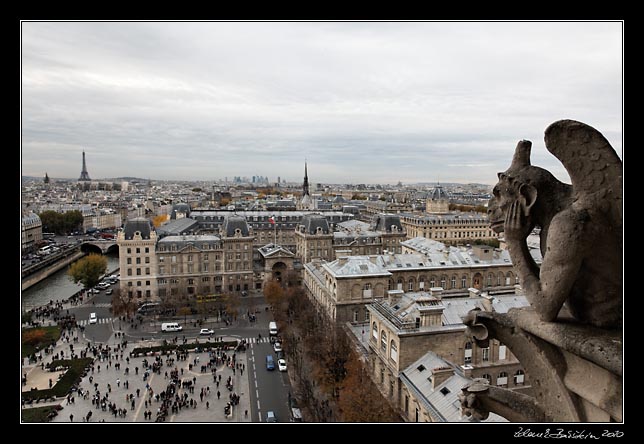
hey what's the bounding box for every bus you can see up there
[43,232,55,239]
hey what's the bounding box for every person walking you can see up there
[69,414,73,422]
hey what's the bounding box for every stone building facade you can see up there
[399,212,498,245]
[303,239,539,324]
[21,212,43,252]
[364,289,530,421]
[117,218,159,301]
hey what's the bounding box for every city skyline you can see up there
[21,21,622,185]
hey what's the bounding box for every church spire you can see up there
[303,160,310,196]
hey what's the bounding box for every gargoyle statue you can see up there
[487,119,622,329]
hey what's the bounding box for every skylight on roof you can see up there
[417,365,426,372]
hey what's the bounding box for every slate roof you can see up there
[123,218,152,240]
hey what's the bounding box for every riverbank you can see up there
[22,251,86,292]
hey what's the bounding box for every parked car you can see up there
[278,359,287,372]
[199,328,214,335]
[273,342,283,353]
[266,411,277,423]
[105,289,113,295]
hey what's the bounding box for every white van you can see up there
[161,322,183,332]
[89,313,97,324]
[269,321,278,336]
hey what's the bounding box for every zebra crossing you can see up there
[92,303,112,308]
[243,337,271,344]
[77,317,115,326]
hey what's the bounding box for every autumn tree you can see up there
[22,329,46,345]
[152,214,169,228]
[264,280,284,309]
[68,253,107,289]
[111,287,137,316]
[177,306,192,324]
[338,351,401,422]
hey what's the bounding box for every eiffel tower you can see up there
[78,151,91,181]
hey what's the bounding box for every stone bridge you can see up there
[80,240,118,255]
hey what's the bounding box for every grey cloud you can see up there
[21,21,622,184]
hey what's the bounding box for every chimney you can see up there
[468,287,481,299]
[480,293,494,312]
[338,256,348,265]
[431,366,454,389]
[429,287,443,299]
[387,289,404,305]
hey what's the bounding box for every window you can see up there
[487,273,493,286]
[397,278,403,290]
[145,247,149,254]
[497,372,508,386]
[464,342,473,363]
[188,279,194,285]
[514,370,525,385]
[171,256,177,263]
[136,248,140,254]
[127,248,131,254]
[353,310,359,322]
[127,258,132,265]
[440,277,446,288]
[390,341,398,362]
[136,257,141,265]
[137,281,141,287]
[419,277,425,289]
[408,280,414,291]
[462,275,467,288]
[145,257,150,264]
[127,282,132,287]
[482,347,490,362]
[450,275,456,289]
[159,256,164,263]
[430,277,435,288]
[506,272,512,285]
[481,373,491,383]
[380,330,387,353]
[145,267,150,275]
[372,323,378,340]
[146,281,150,286]
[499,344,507,360]
[127,269,132,276]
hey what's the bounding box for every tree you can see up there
[337,351,400,422]
[264,280,284,309]
[67,254,108,290]
[177,306,192,324]
[152,214,169,228]
[22,329,46,346]
[111,287,137,316]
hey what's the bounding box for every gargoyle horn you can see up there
[510,140,532,171]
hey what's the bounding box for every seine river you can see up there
[21,253,119,311]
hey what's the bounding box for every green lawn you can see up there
[22,325,62,358]
[21,405,60,423]
[22,357,93,402]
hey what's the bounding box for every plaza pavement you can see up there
[22,330,252,423]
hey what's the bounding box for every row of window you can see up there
[386,273,517,291]
[126,247,150,254]
[479,370,525,386]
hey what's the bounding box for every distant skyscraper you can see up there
[78,151,91,181]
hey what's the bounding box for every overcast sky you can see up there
[21,21,622,185]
